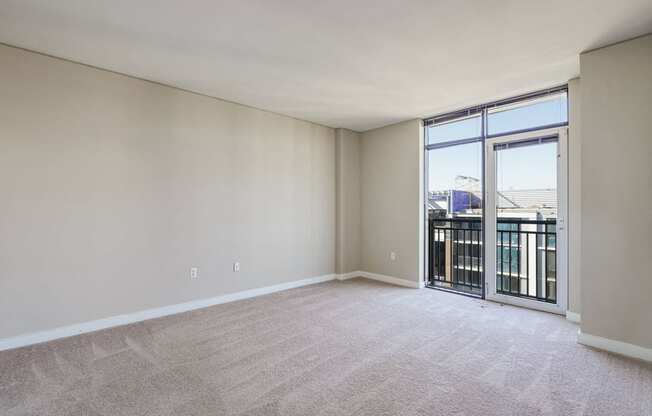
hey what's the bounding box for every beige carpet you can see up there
[1,278,651,416]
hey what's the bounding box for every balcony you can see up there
[427,217,557,302]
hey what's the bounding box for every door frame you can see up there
[484,126,568,315]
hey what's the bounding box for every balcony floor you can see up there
[1,277,651,415]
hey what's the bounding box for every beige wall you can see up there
[579,34,652,349]
[567,78,582,315]
[7,32,645,348]
[360,120,424,283]
[0,45,335,339]
[335,129,362,274]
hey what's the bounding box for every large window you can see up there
[424,86,568,148]
[487,92,567,136]
[426,113,482,145]
[425,85,568,299]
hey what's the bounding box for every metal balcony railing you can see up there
[427,217,557,302]
[428,217,483,295]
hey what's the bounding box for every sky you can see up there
[428,93,565,192]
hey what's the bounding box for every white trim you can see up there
[484,127,568,315]
[0,273,336,352]
[578,330,652,363]
[359,271,422,289]
[336,271,364,281]
[418,119,426,291]
[565,311,581,323]
[487,294,565,315]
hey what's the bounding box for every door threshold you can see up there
[425,284,483,299]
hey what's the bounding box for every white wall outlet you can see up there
[190,267,199,279]
[390,252,397,261]
[233,262,240,272]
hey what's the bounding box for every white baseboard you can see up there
[0,273,336,352]
[358,271,422,289]
[578,330,652,363]
[0,270,423,352]
[336,271,364,281]
[565,311,581,323]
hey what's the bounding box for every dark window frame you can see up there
[424,85,569,150]
[423,85,569,298]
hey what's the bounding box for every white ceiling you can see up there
[1,1,651,132]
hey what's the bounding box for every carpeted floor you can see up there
[1,278,651,416]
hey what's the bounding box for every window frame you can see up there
[423,85,569,298]
[424,85,569,150]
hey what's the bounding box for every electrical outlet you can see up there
[190,267,199,279]
[233,262,240,272]
[390,252,397,261]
